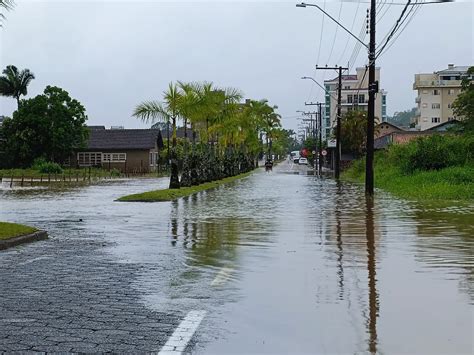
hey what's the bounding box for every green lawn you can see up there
[343,158,474,201]
[118,171,255,202]
[0,222,37,240]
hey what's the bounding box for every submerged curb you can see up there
[0,230,48,251]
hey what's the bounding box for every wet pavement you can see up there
[0,166,473,354]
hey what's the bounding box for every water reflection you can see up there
[332,183,379,354]
[365,197,379,354]
[335,182,344,300]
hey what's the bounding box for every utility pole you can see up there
[316,66,348,179]
[366,0,377,196]
[318,102,323,175]
[305,101,324,176]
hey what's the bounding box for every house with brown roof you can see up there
[374,120,462,150]
[74,127,163,172]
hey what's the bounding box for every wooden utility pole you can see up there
[316,66,348,179]
[365,0,377,195]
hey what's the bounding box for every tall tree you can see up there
[0,65,35,108]
[133,82,183,189]
[453,66,474,133]
[1,86,88,167]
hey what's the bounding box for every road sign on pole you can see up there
[321,150,327,156]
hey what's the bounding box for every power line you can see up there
[326,1,344,65]
[376,0,413,57]
[336,0,362,65]
[377,0,423,57]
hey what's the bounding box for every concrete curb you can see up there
[0,230,48,251]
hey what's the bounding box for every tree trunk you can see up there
[169,116,180,189]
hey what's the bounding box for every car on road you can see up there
[298,157,308,165]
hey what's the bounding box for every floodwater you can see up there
[0,166,473,354]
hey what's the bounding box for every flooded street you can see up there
[0,167,473,354]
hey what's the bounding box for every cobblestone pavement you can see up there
[0,230,183,353]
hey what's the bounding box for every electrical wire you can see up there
[376,0,413,57]
[336,0,362,65]
[326,1,344,65]
[377,0,422,58]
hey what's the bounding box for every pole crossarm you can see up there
[296,2,369,49]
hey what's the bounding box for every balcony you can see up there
[413,79,462,89]
[415,97,421,103]
[340,99,369,105]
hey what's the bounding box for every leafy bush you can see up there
[31,158,63,174]
[386,134,474,173]
[110,168,121,177]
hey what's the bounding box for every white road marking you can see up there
[158,310,207,354]
[210,267,233,286]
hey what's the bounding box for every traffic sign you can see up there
[321,150,327,156]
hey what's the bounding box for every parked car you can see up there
[298,157,308,165]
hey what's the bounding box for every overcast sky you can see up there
[0,0,472,131]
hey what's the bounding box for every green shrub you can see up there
[385,134,474,174]
[110,168,121,177]
[31,158,63,174]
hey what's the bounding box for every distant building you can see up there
[413,64,469,131]
[324,67,387,142]
[74,127,163,172]
[374,120,462,150]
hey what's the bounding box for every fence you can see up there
[0,168,162,189]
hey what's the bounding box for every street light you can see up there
[301,76,338,101]
[298,0,456,195]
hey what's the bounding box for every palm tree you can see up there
[0,1,14,26]
[0,65,35,108]
[133,82,182,189]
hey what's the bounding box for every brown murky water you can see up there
[1,168,472,354]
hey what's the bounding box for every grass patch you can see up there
[343,152,474,201]
[118,171,255,202]
[0,222,37,240]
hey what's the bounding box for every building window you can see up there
[433,89,440,95]
[447,103,452,109]
[448,89,455,95]
[448,117,454,121]
[102,153,126,163]
[77,152,102,166]
[344,86,350,89]
[149,152,158,166]
[359,94,365,103]
[347,94,353,103]
[432,103,440,109]
[382,95,386,105]
[422,103,428,108]
[422,90,428,94]
[431,117,440,123]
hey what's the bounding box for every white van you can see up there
[290,151,300,163]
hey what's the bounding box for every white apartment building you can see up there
[323,67,387,141]
[413,64,469,131]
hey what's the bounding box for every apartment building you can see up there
[413,64,468,131]
[323,67,387,141]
